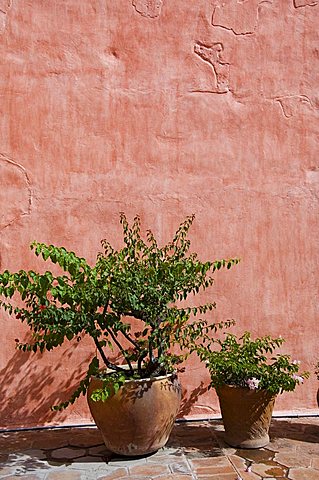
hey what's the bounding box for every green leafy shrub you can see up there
[197,331,309,395]
[0,213,239,409]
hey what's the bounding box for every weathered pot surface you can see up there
[87,371,182,456]
[216,384,276,449]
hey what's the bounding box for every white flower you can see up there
[292,374,304,384]
[292,360,301,365]
[246,377,260,390]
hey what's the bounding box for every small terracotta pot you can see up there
[216,385,276,449]
[87,372,181,456]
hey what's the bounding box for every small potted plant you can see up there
[197,331,309,449]
[0,213,239,455]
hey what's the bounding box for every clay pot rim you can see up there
[216,384,277,397]
[91,368,178,385]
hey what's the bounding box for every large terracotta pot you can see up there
[216,385,276,449]
[87,372,181,456]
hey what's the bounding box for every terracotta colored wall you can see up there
[0,0,318,429]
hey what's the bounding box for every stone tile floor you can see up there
[0,417,318,479]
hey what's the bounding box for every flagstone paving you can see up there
[0,417,318,479]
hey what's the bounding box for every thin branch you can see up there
[148,337,154,363]
[106,326,134,375]
[137,351,147,376]
[102,300,109,317]
[120,328,140,349]
[120,309,147,322]
[145,334,159,376]
[93,337,124,373]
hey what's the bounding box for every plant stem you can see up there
[102,301,109,317]
[121,329,140,349]
[145,336,159,376]
[93,337,124,372]
[137,351,147,376]
[106,326,134,375]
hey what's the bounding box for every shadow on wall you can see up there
[0,337,93,430]
[179,381,208,418]
[0,335,211,429]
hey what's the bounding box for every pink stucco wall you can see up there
[0,0,318,429]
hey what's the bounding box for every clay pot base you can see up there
[224,433,270,449]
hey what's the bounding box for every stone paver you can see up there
[128,463,170,476]
[236,448,275,463]
[228,454,246,469]
[45,472,83,479]
[50,447,86,459]
[3,476,46,480]
[274,451,313,468]
[0,417,318,479]
[190,456,234,476]
[190,457,230,468]
[289,467,319,480]
[236,471,261,480]
[147,454,184,464]
[108,457,148,467]
[169,461,192,474]
[251,462,288,477]
[196,465,235,475]
[97,468,128,479]
[89,445,111,457]
[154,476,194,480]
[0,466,16,477]
[196,474,236,479]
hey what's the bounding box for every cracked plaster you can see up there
[132,0,163,18]
[0,0,12,34]
[275,95,317,118]
[0,153,32,230]
[294,0,318,7]
[211,0,272,35]
[193,42,230,94]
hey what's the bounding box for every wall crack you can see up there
[211,0,272,36]
[293,0,318,8]
[193,42,230,94]
[132,0,164,18]
[0,153,33,230]
[274,95,317,118]
[0,0,13,34]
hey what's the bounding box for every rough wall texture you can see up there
[0,0,318,428]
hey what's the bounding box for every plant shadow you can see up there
[2,418,318,476]
[0,335,94,429]
[178,381,208,417]
[167,421,225,457]
[0,427,109,475]
[269,417,319,445]
[0,422,226,476]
